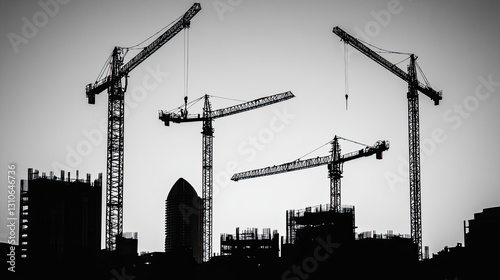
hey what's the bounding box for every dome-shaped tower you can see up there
[165,178,202,263]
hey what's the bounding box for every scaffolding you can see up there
[220,227,279,261]
[356,230,411,240]
[285,204,355,245]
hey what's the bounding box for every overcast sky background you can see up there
[1,0,499,256]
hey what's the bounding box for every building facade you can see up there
[165,178,202,263]
[220,227,279,262]
[19,168,102,271]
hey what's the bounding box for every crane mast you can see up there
[329,136,342,212]
[201,95,214,263]
[105,46,125,252]
[231,136,389,212]
[159,91,294,262]
[407,54,422,260]
[85,3,201,251]
[332,26,442,260]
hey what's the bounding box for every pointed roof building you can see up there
[165,178,202,263]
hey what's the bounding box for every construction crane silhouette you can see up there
[159,91,295,262]
[84,3,202,251]
[332,26,442,260]
[231,136,390,213]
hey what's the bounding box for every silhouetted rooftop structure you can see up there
[117,232,138,258]
[419,206,500,279]
[18,168,102,277]
[465,206,500,251]
[220,227,279,263]
[284,204,355,246]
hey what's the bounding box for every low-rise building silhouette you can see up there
[281,204,355,259]
[220,227,279,262]
[117,232,138,258]
[421,206,500,279]
[465,206,500,253]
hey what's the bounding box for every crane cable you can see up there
[181,26,190,118]
[95,52,112,84]
[415,61,431,87]
[209,95,248,103]
[124,15,182,50]
[166,95,204,113]
[336,136,369,147]
[184,26,190,100]
[357,38,411,56]
[344,42,349,110]
[296,139,333,161]
[295,135,369,161]
[93,14,182,85]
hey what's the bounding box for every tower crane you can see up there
[159,91,295,262]
[332,26,443,260]
[231,136,390,213]
[84,3,202,251]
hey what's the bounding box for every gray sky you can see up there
[1,0,499,256]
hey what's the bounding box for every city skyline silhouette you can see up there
[1,1,499,278]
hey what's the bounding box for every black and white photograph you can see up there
[1,0,499,279]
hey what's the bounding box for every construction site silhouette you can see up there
[2,3,499,280]
[3,171,499,279]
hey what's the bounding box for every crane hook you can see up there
[181,96,188,118]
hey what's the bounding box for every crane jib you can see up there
[332,26,442,105]
[231,140,389,182]
[85,3,202,102]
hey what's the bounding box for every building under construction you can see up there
[284,204,355,246]
[280,203,419,279]
[220,227,279,262]
[280,203,355,269]
[19,168,102,273]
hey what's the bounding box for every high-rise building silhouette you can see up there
[19,168,102,272]
[165,178,202,263]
